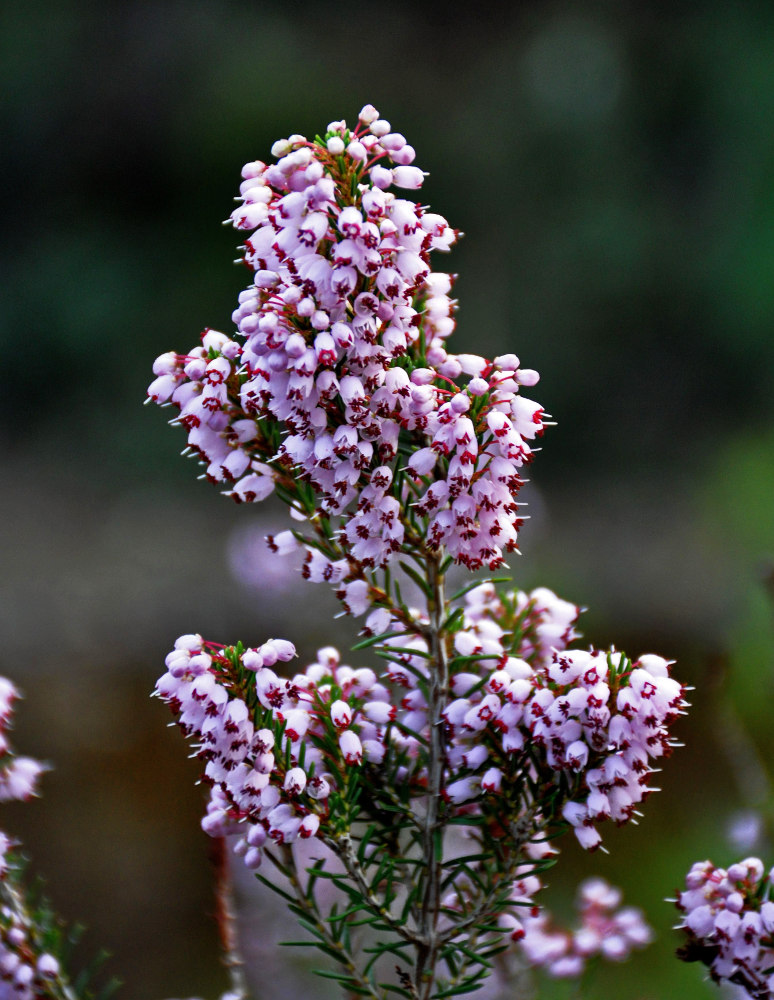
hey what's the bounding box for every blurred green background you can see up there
[3,1,774,997]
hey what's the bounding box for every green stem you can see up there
[325,833,418,944]
[271,846,387,1000]
[415,553,449,1000]
[437,807,537,947]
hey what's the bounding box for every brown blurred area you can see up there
[4,1,774,996]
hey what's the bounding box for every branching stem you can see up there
[437,808,537,946]
[269,846,387,1000]
[325,833,418,943]
[414,553,449,1000]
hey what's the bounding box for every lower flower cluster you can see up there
[0,680,62,1000]
[156,636,394,868]
[0,903,60,1000]
[442,584,687,851]
[518,877,652,977]
[676,857,774,998]
[156,583,686,882]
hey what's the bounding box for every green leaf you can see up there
[449,652,508,667]
[309,942,352,965]
[439,554,455,574]
[466,921,503,934]
[363,942,412,979]
[377,655,431,685]
[313,969,360,983]
[72,950,113,997]
[391,718,430,747]
[393,580,407,613]
[338,984,375,997]
[352,630,410,651]
[433,975,490,998]
[449,577,512,602]
[378,645,432,660]
[441,607,466,633]
[477,943,510,960]
[304,865,346,880]
[327,903,369,924]
[400,881,422,924]
[368,853,394,892]
[398,560,433,599]
[254,873,296,904]
[442,852,492,867]
[346,770,362,801]
[331,876,369,903]
[357,824,379,862]
[452,862,486,893]
[294,915,328,941]
[96,977,123,1000]
[363,939,414,958]
[445,813,488,827]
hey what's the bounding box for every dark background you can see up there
[3,2,774,997]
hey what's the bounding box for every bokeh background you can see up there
[3,1,774,997]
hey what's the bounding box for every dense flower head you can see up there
[148,105,546,616]
[155,582,685,874]
[156,632,398,870]
[675,858,774,997]
[441,583,687,851]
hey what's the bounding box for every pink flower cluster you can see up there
[445,848,651,974]
[148,104,686,995]
[441,583,687,851]
[676,857,774,997]
[156,581,685,875]
[0,905,60,1000]
[156,634,402,869]
[0,680,45,809]
[0,678,59,1000]
[148,105,545,606]
[517,877,652,977]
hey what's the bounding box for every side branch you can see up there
[269,845,387,1000]
[437,807,539,946]
[325,833,419,943]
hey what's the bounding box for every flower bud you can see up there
[358,104,379,124]
[392,166,426,189]
[339,730,362,765]
[346,140,367,162]
[284,767,307,795]
[331,700,353,728]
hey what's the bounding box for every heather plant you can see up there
[0,682,116,1000]
[3,97,772,1000]
[672,686,774,996]
[146,105,686,1000]
[674,857,774,998]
